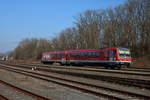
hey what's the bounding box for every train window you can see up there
[104,51,108,57]
[86,52,88,56]
[73,53,77,57]
[82,52,87,57]
[59,54,61,58]
[71,53,74,57]
[90,52,96,57]
[70,53,72,57]
[113,50,116,57]
[59,54,61,57]
[90,52,95,57]
[79,52,82,57]
[57,54,59,58]
[109,51,112,57]
[80,52,84,57]
[73,53,76,57]
[62,54,65,58]
[70,53,74,57]
[95,51,100,57]
[60,54,64,58]
[87,52,91,57]
[76,52,79,57]
[52,54,55,58]
[50,54,53,58]
[54,54,56,57]
[79,52,84,57]
[109,50,116,57]
[100,51,104,57]
[51,54,54,57]
[55,54,57,57]
[70,52,80,57]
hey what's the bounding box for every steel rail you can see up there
[0,78,52,100]
[0,64,150,100]
[10,62,150,77]
[2,62,150,89]
[0,94,9,100]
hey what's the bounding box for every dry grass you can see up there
[131,58,150,68]
[7,59,40,64]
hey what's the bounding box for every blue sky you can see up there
[0,0,126,53]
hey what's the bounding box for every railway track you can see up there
[0,94,9,100]
[0,78,51,100]
[16,62,150,74]
[4,61,150,73]
[1,62,150,89]
[123,67,150,72]
[4,62,150,77]
[0,63,150,100]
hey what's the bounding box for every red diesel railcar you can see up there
[41,47,132,69]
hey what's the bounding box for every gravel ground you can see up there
[32,68,150,99]
[45,67,150,81]
[0,68,102,100]
[0,82,35,100]
[1,64,150,100]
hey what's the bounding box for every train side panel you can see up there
[41,48,132,69]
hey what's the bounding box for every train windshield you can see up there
[118,48,131,58]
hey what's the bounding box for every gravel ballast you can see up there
[0,82,35,100]
[0,68,101,100]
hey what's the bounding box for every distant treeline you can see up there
[10,0,150,60]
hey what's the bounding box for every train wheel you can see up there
[111,66,115,69]
[105,66,109,69]
[116,65,121,70]
[42,61,47,64]
[105,66,112,69]
[127,64,130,68]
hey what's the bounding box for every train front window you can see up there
[119,53,131,58]
[118,48,131,58]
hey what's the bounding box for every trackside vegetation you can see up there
[10,0,150,61]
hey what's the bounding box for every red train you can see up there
[41,47,132,69]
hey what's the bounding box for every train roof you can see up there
[118,47,130,50]
[43,47,129,54]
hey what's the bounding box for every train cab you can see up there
[116,48,132,67]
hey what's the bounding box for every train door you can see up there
[61,51,70,65]
[66,52,70,65]
[61,52,66,65]
[109,50,116,61]
[104,50,108,60]
[61,58,66,64]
